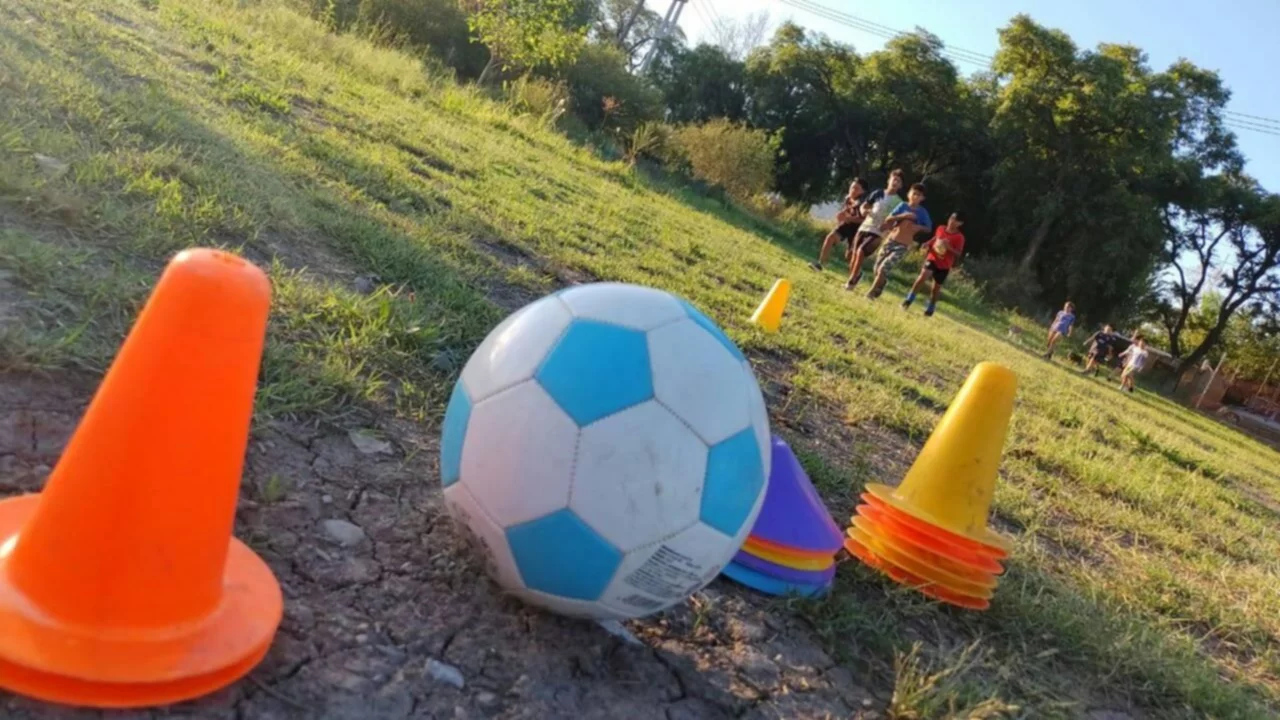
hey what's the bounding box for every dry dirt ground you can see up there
[0,372,884,720]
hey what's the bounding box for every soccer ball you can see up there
[440,283,772,620]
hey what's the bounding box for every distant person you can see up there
[1044,301,1076,359]
[844,169,905,290]
[810,178,867,271]
[902,211,965,317]
[1118,334,1150,393]
[866,183,932,300]
[1080,324,1119,375]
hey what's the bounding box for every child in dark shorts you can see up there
[810,178,866,271]
[1081,325,1118,375]
[902,211,965,317]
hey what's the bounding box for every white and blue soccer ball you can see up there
[440,283,772,620]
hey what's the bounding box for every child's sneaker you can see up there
[809,262,823,272]
[924,302,936,317]
[901,291,916,310]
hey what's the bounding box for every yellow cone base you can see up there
[846,493,1006,611]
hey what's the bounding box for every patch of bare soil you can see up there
[0,371,883,719]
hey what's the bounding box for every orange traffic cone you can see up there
[750,279,791,333]
[845,362,1017,610]
[0,249,282,708]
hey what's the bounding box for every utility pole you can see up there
[1253,357,1278,404]
[638,0,687,74]
[1196,354,1228,411]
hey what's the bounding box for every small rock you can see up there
[322,519,366,547]
[356,634,369,644]
[862,698,874,708]
[353,275,378,295]
[349,429,393,455]
[33,153,69,178]
[426,658,465,689]
[476,691,497,707]
[322,494,334,504]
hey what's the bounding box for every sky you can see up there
[671,0,1280,193]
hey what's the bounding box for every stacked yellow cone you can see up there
[845,362,1017,610]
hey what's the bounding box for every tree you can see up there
[648,44,748,124]
[463,0,589,85]
[1164,189,1280,377]
[593,0,683,70]
[744,23,867,201]
[707,10,770,61]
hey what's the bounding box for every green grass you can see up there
[2,1,1279,717]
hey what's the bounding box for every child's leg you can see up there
[902,266,929,307]
[929,277,944,303]
[813,230,839,269]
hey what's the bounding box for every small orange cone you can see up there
[750,279,791,332]
[845,362,1016,610]
[0,248,282,708]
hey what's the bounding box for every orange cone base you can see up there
[0,495,283,708]
[845,538,989,610]
[864,485,1011,552]
[742,536,834,561]
[862,492,1008,558]
[855,503,1004,574]
[848,526,995,597]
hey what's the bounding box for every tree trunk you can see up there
[1019,212,1054,275]
[477,54,499,86]
[1174,305,1236,379]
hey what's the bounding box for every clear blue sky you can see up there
[675,0,1280,193]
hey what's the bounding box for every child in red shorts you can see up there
[902,211,965,317]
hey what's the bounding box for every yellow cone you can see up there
[864,362,1017,550]
[750,279,791,332]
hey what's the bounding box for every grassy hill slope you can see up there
[2,1,1279,717]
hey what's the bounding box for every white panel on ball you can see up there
[649,319,752,446]
[443,483,524,591]
[461,380,580,527]
[460,295,573,402]
[743,359,773,481]
[598,522,735,618]
[513,588,623,620]
[570,401,708,552]
[558,282,688,331]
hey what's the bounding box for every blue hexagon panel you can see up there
[535,319,653,426]
[440,382,471,488]
[678,298,745,363]
[506,508,623,601]
[700,428,766,536]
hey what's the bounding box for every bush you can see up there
[506,75,569,127]
[671,119,779,199]
[563,42,662,133]
[959,255,1045,314]
[622,122,673,166]
[300,0,488,78]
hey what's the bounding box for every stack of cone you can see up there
[749,279,791,333]
[0,249,283,708]
[845,362,1017,610]
[722,436,843,598]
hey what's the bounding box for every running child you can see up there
[902,211,965,317]
[866,183,931,300]
[1044,302,1076,359]
[810,178,867,271]
[844,169,905,289]
[1081,324,1118,375]
[1118,335,1150,393]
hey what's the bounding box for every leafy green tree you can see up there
[648,44,748,124]
[462,0,588,85]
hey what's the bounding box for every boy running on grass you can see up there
[1118,334,1150,393]
[844,169,905,289]
[1044,301,1076,359]
[1081,324,1118,375]
[866,183,931,300]
[810,178,867,271]
[902,211,965,317]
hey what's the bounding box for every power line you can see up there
[772,0,1280,136]
[701,0,726,29]
[775,0,991,68]
[1223,110,1280,129]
